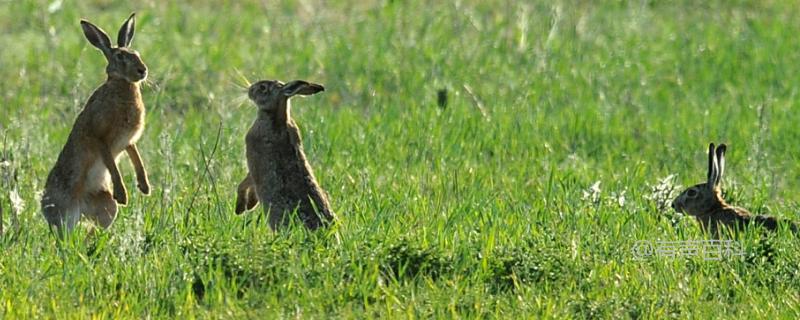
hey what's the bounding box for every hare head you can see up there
[672,143,728,217]
[81,13,147,83]
[248,80,325,113]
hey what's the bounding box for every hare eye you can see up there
[687,189,698,197]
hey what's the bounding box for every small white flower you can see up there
[47,0,63,13]
[610,190,626,208]
[646,174,680,210]
[582,180,602,205]
[9,189,24,214]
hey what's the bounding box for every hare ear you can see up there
[81,20,112,56]
[282,80,325,97]
[707,143,718,188]
[715,144,727,186]
[117,13,136,48]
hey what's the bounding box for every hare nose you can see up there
[137,67,147,76]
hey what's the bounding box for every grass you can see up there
[1,0,800,318]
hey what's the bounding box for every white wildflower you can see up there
[9,189,24,214]
[47,0,63,13]
[582,181,602,205]
[646,174,680,210]
[609,190,627,208]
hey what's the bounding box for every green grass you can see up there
[1,0,800,318]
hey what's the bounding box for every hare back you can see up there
[245,125,320,196]
[701,206,750,226]
[245,126,332,220]
[701,207,798,234]
[751,215,800,233]
[247,150,333,223]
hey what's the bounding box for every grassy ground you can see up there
[1,0,800,318]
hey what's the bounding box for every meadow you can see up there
[1,0,800,318]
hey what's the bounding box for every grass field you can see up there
[2,0,800,318]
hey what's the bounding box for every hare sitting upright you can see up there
[672,143,798,237]
[234,79,335,230]
[41,13,150,235]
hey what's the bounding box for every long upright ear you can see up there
[81,20,112,56]
[117,13,136,48]
[282,80,325,97]
[707,143,717,188]
[715,144,727,187]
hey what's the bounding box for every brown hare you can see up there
[234,79,335,230]
[41,13,150,235]
[672,143,798,237]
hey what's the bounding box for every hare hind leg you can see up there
[266,204,292,231]
[301,208,335,230]
[235,174,259,214]
[84,190,118,229]
[41,194,81,236]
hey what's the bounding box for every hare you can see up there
[41,13,150,235]
[234,79,335,230]
[672,143,798,237]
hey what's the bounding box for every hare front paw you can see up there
[138,181,151,195]
[114,187,128,205]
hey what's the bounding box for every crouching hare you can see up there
[41,13,150,235]
[235,79,335,230]
[672,143,798,237]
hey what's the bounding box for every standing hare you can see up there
[672,143,798,237]
[235,79,335,230]
[41,13,150,234]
